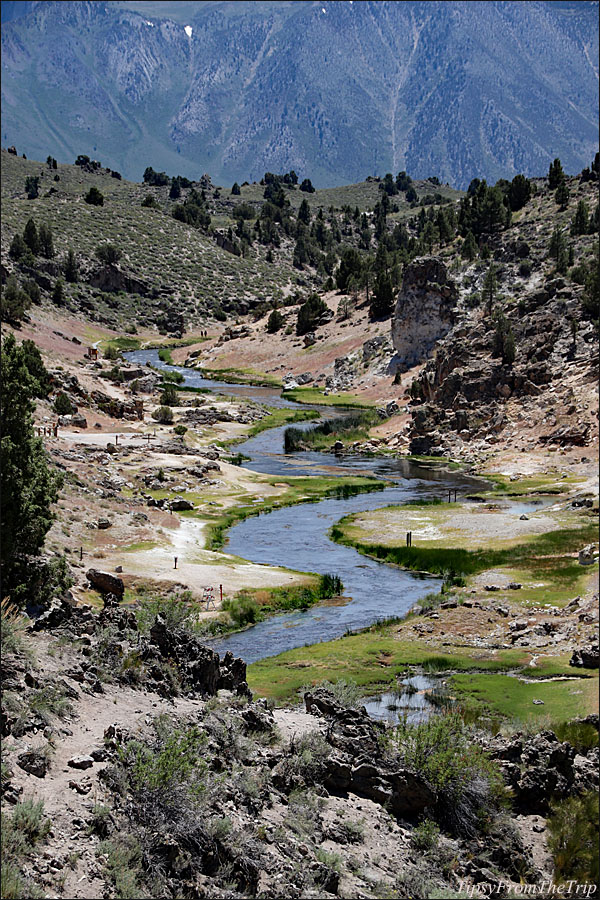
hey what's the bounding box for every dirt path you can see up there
[10,673,205,899]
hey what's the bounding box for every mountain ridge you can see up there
[1,0,598,188]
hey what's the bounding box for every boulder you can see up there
[97,518,112,529]
[67,755,94,770]
[32,596,73,631]
[578,544,597,566]
[168,497,194,511]
[570,644,599,669]
[17,751,48,778]
[86,569,124,600]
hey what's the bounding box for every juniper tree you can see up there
[0,333,63,603]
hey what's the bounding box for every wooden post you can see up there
[220,584,223,604]
[79,546,83,561]
[174,556,178,569]
[454,489,457,502]
[448,489,451,503]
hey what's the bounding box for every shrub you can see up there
[410,818,440,851]
[0,598,27,655]
[296,293,328,335]
[222,594,260,627]
[548,792,599,885]
[173,424,187,436]
[267,309,284,333]
[104,345,121,361]
[85,186,104,206]
[152,405,173,424]
[391,712,504,836]
[96,244,122,266]
[159,384,178,406]
[54,392,73,415]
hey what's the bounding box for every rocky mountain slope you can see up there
[2,0,598,187]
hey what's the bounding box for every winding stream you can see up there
[126,350,485,662]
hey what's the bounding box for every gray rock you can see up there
[86,568,124,599]
[67,755,94,770]
[17,751,48,778]
[570,644,599,669]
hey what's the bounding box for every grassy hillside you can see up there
[0,150,301,330]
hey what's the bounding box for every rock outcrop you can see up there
[392,257,458,372]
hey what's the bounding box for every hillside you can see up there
[1,0,598,188]
[0,148,463,331]
[1,145,599,899]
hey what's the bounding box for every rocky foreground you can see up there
[2,592,599,900]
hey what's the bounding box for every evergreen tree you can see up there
[370,272,394,319]
[169,178,181,200]
[299,178,315,193]
[483,264,498,314]
[9,233,27,260]
[571,200,589,236]
[0,333,63,603]
[38,223,55,259]
[266,309,284,333]
[231,182,241,195]
[52,279,65,305]
[84,186,104,206]
[461,230,477,260]
[555,181,570,208]
[296,293,327,335]
[492,309,516,365]
[25,175,40,199]
[548,158,565,189]
[1,277,31,323]
[23,218,39,254]
[508,174,532,211]
[160,384,178,406]
[298,198,311,225]
[64,249,78,283]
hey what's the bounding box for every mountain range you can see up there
[1,0,598,187]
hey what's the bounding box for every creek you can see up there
[125,350,482,663]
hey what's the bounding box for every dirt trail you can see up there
[10,668,204,898]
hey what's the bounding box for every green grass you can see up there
[158,348,174,364]
[331,516,598,581]
[246,627,538,702]
[281,387,375,408]
[198,366,283,387]
[102,336,142,352]
[221,407,320,447]
[284,409,380,452]
[449,672,599,722]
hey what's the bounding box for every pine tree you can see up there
[64,249,78,283]
[266,309,284,333]
[38,223,55,259]
[483,264,498,315]
[231,182,241,195]
[571,200,589,236]
[0,333,62,602]
[461,230,477,260]
[52,279,65,305]
[548,158,565,189]
[23,218,39,254]
[555,181,570,208]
